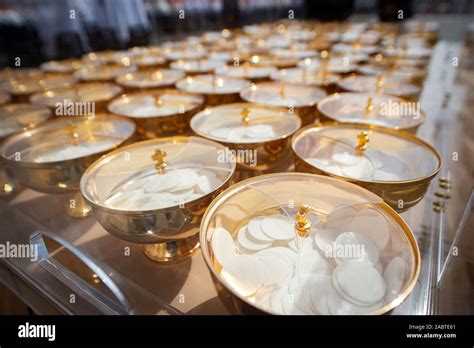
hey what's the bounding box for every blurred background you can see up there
[0,0,473,68]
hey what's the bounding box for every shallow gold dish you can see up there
[291,122,441,212]
[176,74,251,106]
[1,74,78,102]
[74,64,136,82]
[200,172,420,314]
[215,64,276,83]
[239,82,326,126]
[270,68,341,95]
[317,92,425,134]
[114,69,185,92]
[113,54,167,70]
[337,75,421,102]
[30,82,123,114]
[1,114,136,217]
[170,59,225,75]
[0,103,52,196]
[108,88,204,138]
[190,102,301,172]
[80,136,236,262]
[40,58,95,74]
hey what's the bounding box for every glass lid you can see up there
[1,74,78,95]
[80,136,235,212]
[190,103,301,144]
[74,65,136,82]
[269,47,317,59]
[246,54,298,69]
[30,82,122,107]
[0,91,10,105]
[169,59,225,74]
[271,68,341,87]
[82,50,128,64]
[0,68,43,83]
[176,74,251,95]
[164,47,207,61]
[292,123,440,182]
[215,64,276,79]
[113,54,167,68]
[240,81,326,108]
[332,43,379,55]
[107,89,203,118]
[40,58,94,73]
[115,69,184,89]
[297,57,358,74]
[200,172,420,315]
[337,75,420,98]
[317,92,425,130]
[0,104,52,138]
[356,64,425,79]
[1,115,135,164]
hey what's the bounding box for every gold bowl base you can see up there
[143,234,200,263]
[63,192,92,218]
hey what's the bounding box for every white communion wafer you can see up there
[350,208,390,251]
[211,127,232,139]
[168,188,195,202]
[306,157,330,168]
[326,204,358,231]
[334,260,386,304]
[341,163,373,180]
[280,284,307,315]
[288,277,314,314]
[255,247,298,268]
[270,285,286,314]
[237,225,273,252]
[332,152,363,166]
[246,124,275,139]
[211,227,237,268]
[373,169,402,181]
[365,148,384,169]
[327,287,382,315]
[383,256,407,302]
[170,169,199,191]
[223,254,265,297]
[307,274,332,315]
[333,232,379,265]
[196,169,221,194]
[297,237,330,276]
[259,253,293,287]
[143,172,178,192]
[254,286,276,312]
[314,228,341,255]
[247,217,275,242]
[261,215,296,240]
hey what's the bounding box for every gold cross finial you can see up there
[355,131,370,155]
[241,107,250,126]
[365,96,374,117]
[152,149,167,174]
[65,122,79,145]
[295,204,312,237]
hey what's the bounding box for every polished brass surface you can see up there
[190,103,301,171]
[291,122,442,212]
[199,173,421,315]
[107,88,204,138]
[1,115,136,217]
[80,136,236,262]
